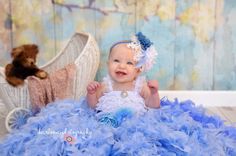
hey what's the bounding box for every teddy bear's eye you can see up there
[18,53,23,57]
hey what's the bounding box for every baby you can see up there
[87,32,160,116]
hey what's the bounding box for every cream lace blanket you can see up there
[27,64,76,110]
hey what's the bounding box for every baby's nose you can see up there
[119,63,126,68]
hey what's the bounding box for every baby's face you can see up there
[108,43,140,84]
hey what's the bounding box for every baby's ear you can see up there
[11,46,24,58]
[107,61,109,66]
[136,67,142,74]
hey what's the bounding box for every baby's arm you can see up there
[141,80,160,108]
[86,81,104,109]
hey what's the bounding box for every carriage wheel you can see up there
[5,107,31,132]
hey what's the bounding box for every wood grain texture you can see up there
[10,0,55,65]
[206,107,236,126]
[0,0,12,65]
[0,0,235,90]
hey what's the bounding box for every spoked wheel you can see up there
[5,107,31,132]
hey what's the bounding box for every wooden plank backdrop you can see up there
[0,0,11,66]
[0,0,235,90]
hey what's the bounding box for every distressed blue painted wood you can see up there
[0,0,235,90]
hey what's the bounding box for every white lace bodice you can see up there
[95,75,148,115]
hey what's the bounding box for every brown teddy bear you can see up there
[5,44,48,87]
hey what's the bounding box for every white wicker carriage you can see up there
[0,32,100,132]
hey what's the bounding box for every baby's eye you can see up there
[127,61,134,65]
[114,59,119,62]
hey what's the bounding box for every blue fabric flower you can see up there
[114,108,133,123]
[99,114,119,128]
[135,32,153,50]
[98,109,133,128]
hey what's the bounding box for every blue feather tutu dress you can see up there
[0,98,236,156]
[1,76,236,155]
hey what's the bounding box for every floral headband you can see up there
[127,32,158,72]
[110,32,158,72]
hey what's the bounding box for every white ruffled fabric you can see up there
[96,75,147,115]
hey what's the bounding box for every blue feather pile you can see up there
[0,98,236,155]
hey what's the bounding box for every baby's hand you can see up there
[87,81,101,94]
[147,80,159,94]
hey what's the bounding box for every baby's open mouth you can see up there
[115,71,127,76]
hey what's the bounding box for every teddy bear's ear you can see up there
[11,46,24,58]
[30,44,38,54]
[23,44,39,54]
[27,44,38,49]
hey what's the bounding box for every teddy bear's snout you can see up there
[26,58,35,66]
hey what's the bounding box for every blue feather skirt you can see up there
[0,97,236,156]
